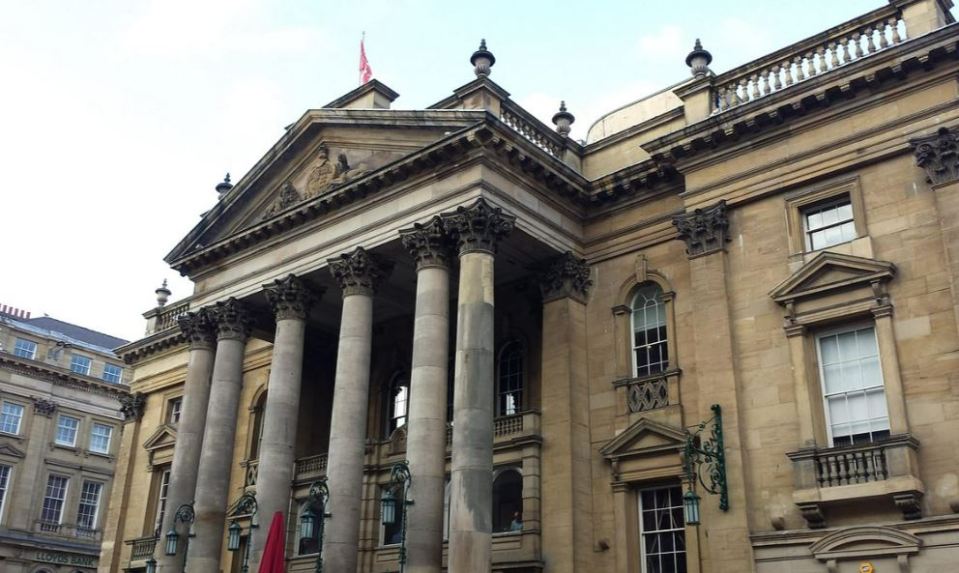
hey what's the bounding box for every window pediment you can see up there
[0,442,26,458]
[600,417,686,461]
[809,525,920,561]
[142,424,177,452]
[770,252,895,305]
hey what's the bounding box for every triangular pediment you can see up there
[166,108,487,265]
[143,424,177,451]
[600,417,687,460]
[770,252,895,304]
[0,442,26,458]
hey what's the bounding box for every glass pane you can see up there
[820,336,839,364]
[840,363,862,391]
[821,206,839,225]
[837,202,853,221]
[828,396,849,424]
[822,364,843,394]
[856,328,878,357]
[840,220,856,242]
[859,358,881,387]
[866,388,889,417]
[806,211,823,230]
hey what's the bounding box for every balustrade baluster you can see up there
[815,47,827,74]
[804,52,816,77]
[852,32,864,58]
[816,457,828,487]
[748,74,759,99]
[828,42,839,68]
[879,22,890,49]
[772,65,783,90]
[865,26,878,53]
[840,37,851,64]
[792,56,804,83]
[827,455,839,487]
[890,18,903,44]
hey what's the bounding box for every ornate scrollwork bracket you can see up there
[683,403,729,512]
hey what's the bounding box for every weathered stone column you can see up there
[99,394,146,572]
[442,198,514,572]
[539,252,593,573]
[400,217,453,573]
[158,309,217,572]
[322,247,391,573]
[186,298,252,572]
[250,275,319,571]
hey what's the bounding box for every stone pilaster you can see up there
[400,217,453,573]
[250,275,319,571]
[672,200,730,258]
[323,248,391,573]
[538,252,593,573]
[186,298,253,572]
[158,309,217,572]
[442,198,514,572]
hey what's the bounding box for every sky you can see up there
[1,0,936,341]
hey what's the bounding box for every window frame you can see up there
[152,468,172,536]
[0,464,11,524]
[89,422,113,454]
[630,283,670,378]
[55,414,81,447]
[40,473,70,525]
[69,354,92,376]
[491,466,524,534]
[815,323,890,446]
[495,340,526,417]
[0,401,25,435]
[102,363,123,384]
[13,338,37,360]
[385,373,409,437]
[784,175,867,257]
[168,397,183,426]
[803,197,856,251]
[76,480,104,531]
[637,484,687,573]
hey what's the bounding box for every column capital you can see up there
[910,126,959,185]
[178,308,216,350]
[211,298,253,341]
[672,199,730,258]
[400,216,454,270]
[265,274,321,321]
[118,392,146,423]
[441,197,515,256]
[328,247,392,297]
[540,251,592,303]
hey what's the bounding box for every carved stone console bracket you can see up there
[910,126,959,185]
[797,502,827,529]
[672,200,731,258]
[539,251,592,303]
[32,398,57,417]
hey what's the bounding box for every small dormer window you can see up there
[804,198,855,251]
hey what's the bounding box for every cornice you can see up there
[0,355,130,399]
[642,25,959,168]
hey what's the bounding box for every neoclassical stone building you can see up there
[100,1,959,571]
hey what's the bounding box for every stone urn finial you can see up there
[685,38,713,78]
[552,101,575,137]
[155,279,171,308]
[215,172,233,199]
[471,38,496,78]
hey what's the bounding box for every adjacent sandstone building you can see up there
[100,1,959,571]
[0,306,130,572]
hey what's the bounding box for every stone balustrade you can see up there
[500,101,563,157]
[713,5,906,112]
[125,535,158,560]
[812,442,889,487]
[144,300,192,335]
[294,453,328,480]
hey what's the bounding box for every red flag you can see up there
[257,511,285,573]
[359,33,372,84]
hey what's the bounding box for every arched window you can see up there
[631,284,669,377]
[248,391,267,460]
[491,468,523,533]
[387,374,409,436]
[496,341,524,416]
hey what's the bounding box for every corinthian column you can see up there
[250,275,319,571]
[322,247,391,573]
[442,198,514,572]
[399,217,453,573]
[158,309,217,573]
[187,298,253,572]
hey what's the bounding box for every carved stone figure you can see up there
[307,144,336,196]
[262,182,302,220]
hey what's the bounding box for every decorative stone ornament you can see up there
[262,182,302,220]
[119,392,147,423]
[540,251,592,302]
[215,173,233,199]
[328,247,392,297]
[685,38,713,78]
[552,101,575,137]
[910,126,959,185]
[470,39,495,77]
[32,398,57,417]
[672,200,731,258]
[211,298,254,341]
[178,308,217,350]
[264,274,320,321]
[399,216,454,270]
[441,197,516,255]
[155,279,172,308]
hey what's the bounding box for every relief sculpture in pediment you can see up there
[262,181,301,220]
[307,144,337,197]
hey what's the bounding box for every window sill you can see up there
[52,443,79,452]
[87,450,114,461]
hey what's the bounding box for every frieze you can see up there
[672,200,730,258]
[910,126,959,185]
[328,247,392,297]
[539,251,591,302]
[441,198,516,255]
[264,274,321,321]
[399,216,454,270]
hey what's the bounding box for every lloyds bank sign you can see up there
[35,550,96,567]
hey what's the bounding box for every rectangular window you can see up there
[0,465,11,522]
[89,423,113,454]
[818,325,890,446]
[804,198,856,251]
[638,485,686,573]
[41,474,69,524]
[102,363,123,383]
[55,415,80,447]
[77,481,103,530]
[153,468,171,535]
[169,398,183,425]
[70,354,92,376]
[13,338,37,359]
[0,402,24,435]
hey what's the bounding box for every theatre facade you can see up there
[99,1,959,571]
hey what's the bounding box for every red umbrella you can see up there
[258,511,286,573]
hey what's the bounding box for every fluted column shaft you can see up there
[443,199,514,572]
[158,310,217,573]
[186,299,252,572]
[401,218,452,573]
[250,275,318,571]
[323,248,390,573]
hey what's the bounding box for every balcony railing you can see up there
[812,442,889,487]
[154,301,191,332]
[125,535,158,560]
[36,520,61,534]
[500,100,563,157]
[713,3,906,112]
[294,453,328,480]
